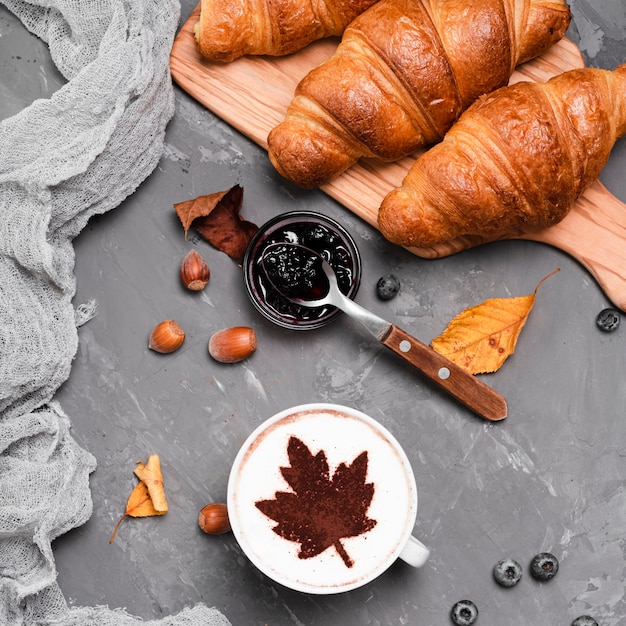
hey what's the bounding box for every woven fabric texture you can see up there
[0,1,231,624]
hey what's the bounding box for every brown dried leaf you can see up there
[431,269,559,374]
[174,184,258,259]
[109,455,168,543]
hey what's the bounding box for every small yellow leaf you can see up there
[134,454,168,513]
[109,454,168,543]
[125,481,165,518]
[109,481,167,544]
[431,269,559,374]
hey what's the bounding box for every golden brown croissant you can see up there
[267,0,571,188]
[378,65,626,248]
[193,0,379,62]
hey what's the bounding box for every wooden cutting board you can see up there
[170,4,626,311]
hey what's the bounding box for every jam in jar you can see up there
[243,212,361,330]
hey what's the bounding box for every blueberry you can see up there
[571,617,598,626]
[596,307,620,332]
[493,558,523,587]
[450,600,478,625]
[376,274,400,300]
[530,552,559,581]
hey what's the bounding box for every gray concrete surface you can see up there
[2,1,625,624]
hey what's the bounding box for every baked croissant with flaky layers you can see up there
[267,0,571,188]
[378,65,626,248]
[193,0,379,62]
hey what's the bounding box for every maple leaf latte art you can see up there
[227,404,429,593]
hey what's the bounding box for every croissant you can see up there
[267,0,571,188]
[193,0,379,62]
[378,65,626,248]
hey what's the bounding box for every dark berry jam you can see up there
[243,212,361,330]
[261,244,328,301]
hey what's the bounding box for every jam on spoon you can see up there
[260,243,328,301]
[245,215,360,328]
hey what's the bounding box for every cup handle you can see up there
[399,535,430,568]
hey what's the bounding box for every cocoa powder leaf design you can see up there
[255,436,377,568]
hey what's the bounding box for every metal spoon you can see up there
[261,242,507,421]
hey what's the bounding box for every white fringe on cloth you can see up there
[0,1,231,624]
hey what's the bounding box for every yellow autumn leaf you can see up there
[109,455,168,543]
[431,270,559,374]
[134,454,168,513]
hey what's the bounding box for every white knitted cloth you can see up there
[0,1,231,624]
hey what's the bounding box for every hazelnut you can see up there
[180,249,210,291]
[149,319,185,353]
[198,502,231,534]
[208,326,257,363]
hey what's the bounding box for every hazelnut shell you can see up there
[198,503,231,534]
[180,249,210,291]
[149,320,185,353]
[208,326,257,363]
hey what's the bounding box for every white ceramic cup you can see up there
[227,403,429,594]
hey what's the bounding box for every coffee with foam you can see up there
[227,404,428,593]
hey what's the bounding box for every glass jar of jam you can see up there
[243,211,361,330]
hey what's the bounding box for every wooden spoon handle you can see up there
[380,324,508,421]
[516,180,626,312]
